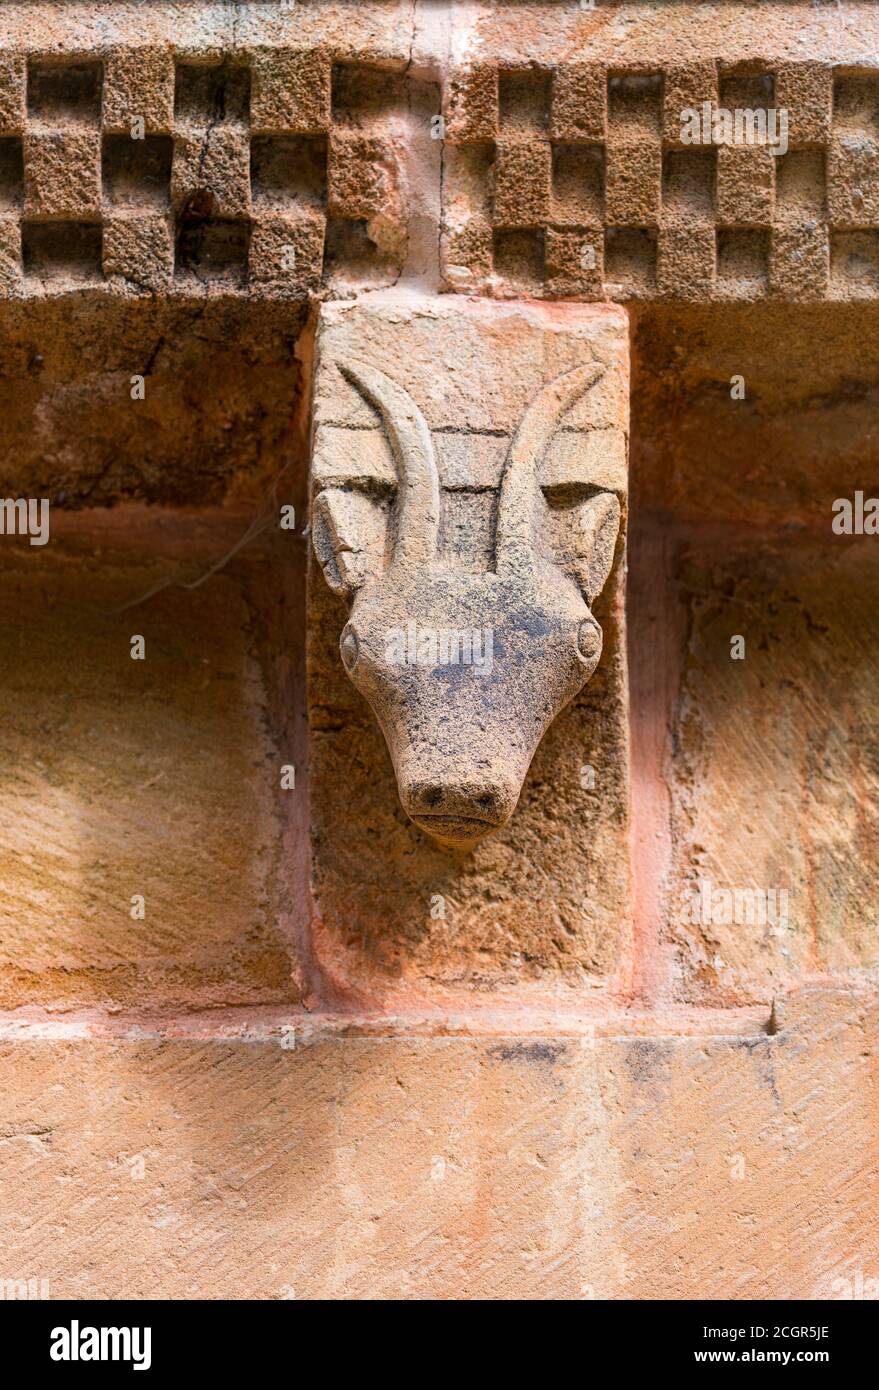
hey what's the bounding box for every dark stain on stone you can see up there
[733,1034,783,1107]
[624,1038,673,1087]
[491,1041,565,1066]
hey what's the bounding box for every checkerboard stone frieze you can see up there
[0,49,877,300]
[441,60,879,302]
[0,49,410,297]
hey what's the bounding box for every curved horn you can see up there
[496,363,605,576]
[340,361,440,569]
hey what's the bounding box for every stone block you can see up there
[102,210,174,291]
[444,65,498,144]
[769,220,829,299]
[0,513,301,1011]
[0,213,20,292]
[550,64,606,143]
[24,127,101,218]
[308,295,630,995]
[662,61,718,146]
[776,61,833,146]
[827,134,879,227]
[103,49,175,134]
[0,53,26,134]
[493,137,552,227]
[667,537,879,1003]
[0,986,874,1298]
[248,209,325,293]
[251,48,332,133]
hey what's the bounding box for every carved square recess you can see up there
[441,58,868,302]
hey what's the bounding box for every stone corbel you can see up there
[310,296,628,849]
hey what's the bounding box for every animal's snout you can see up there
[405,778,513,848]
[410,779,506,820]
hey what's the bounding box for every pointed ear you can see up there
[540,419,626,607]
[541,482,624,606]
[566,490,622,604]
[311,487,390,598]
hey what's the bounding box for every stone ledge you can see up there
[0,985,874,1299]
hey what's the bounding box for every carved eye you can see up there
[576,617,602,665]
[340,624,360,672]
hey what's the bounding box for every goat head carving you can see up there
[312,360,622,849]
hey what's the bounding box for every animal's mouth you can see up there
[410,812,501,846]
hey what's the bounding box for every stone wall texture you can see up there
[1,1,878,1302]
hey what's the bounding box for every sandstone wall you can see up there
[0,2,877,1301]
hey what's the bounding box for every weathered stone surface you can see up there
[441,6,879,302]
[0,0,877,1306]
[0,6,874,301]
[628,303,879,1006]
[308,295,630,994]
[0,297,307,505]
[0,510,304,1011]
[0,7,413,299]
[667,536,879,1005]
[630,303,879,531]
[0,986,874,1300]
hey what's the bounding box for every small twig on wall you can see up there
[115,466,306,615]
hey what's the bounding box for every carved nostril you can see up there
[409,781,507,825]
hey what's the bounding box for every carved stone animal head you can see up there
[312,361,622,849]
